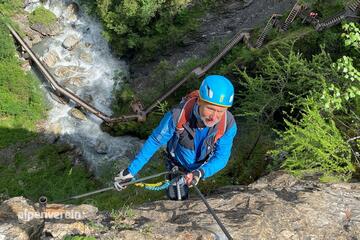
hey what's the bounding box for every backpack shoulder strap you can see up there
[175,90,199,130]
[214,111,235,143]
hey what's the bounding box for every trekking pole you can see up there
[53,171,170,203]
[192,182,233,240]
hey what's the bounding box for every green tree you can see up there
[270,98,354,181]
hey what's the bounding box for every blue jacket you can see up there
[128,103,237,179]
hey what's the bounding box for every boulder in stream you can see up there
[69,108,87,121]
[30,22,63,36]
[64,2,80,22]
[62,35,80,50]
[79,51,93,64]
[54,66,84,78]
[62,76,85,87]
[42,50,59,68]
[94,140,108,154]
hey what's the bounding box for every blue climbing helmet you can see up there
[199,75,234,107]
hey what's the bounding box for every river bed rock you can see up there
[62,76,85,87]
[30,22,63,36]
[94,140,108,154]
[62,35,80,50]
[69,108,87,121]
[63,2,80,22]
[11,13,43,47]
[42,50,59,68]
[54,66,85,78]
[79,51,93,64]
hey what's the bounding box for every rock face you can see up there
[122,172,360,239]
[1,172,360,239]
[0,196,98,240]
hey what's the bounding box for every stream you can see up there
[25,0,141,176]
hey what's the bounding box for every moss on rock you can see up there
[28,6,57,26]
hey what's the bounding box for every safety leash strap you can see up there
[192,183,233,240]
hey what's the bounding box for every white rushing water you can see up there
[25,0,141,176]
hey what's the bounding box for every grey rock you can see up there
[62,76,85,87]
[94,140,108,154]
[30,22,63,36]
[63,2,80,22]
[41,50,59,68]
[69,108,87,121]
[62,35,80,50]
[79,51,93,64]
[54,66,84,78]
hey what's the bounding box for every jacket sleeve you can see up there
[200,123,237,179]
[128,111,175,176]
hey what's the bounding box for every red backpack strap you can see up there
[184,90,200,100]
[176,95,197,130]
[214,111,227,143]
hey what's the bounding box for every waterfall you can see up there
[25,0,141,176]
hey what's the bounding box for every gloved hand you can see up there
[114,168,133,191]
[184,169,203,187]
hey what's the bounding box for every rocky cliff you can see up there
[1,172,360,239]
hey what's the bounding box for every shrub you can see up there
[269,99,354,181]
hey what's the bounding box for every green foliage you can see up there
[270,99,354,182]
[111,113,162,138]
[0,23,16,61]
[233,43,324,122]
[0,0,23,16]
[0,144,99,202]
[321,23,360,111]
[154,101,170,115]
[93,0,214,59]
[341,22,360,50]
[28,6,57,26]
[321,56,360,110]
[307,0,348,18]
[0,23,45,148]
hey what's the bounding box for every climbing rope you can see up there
[134,178,176,191]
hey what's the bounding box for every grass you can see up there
[0,144,99,202]
[28,6,57,26]
[0,21,46,149]
[0,0,23,17]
